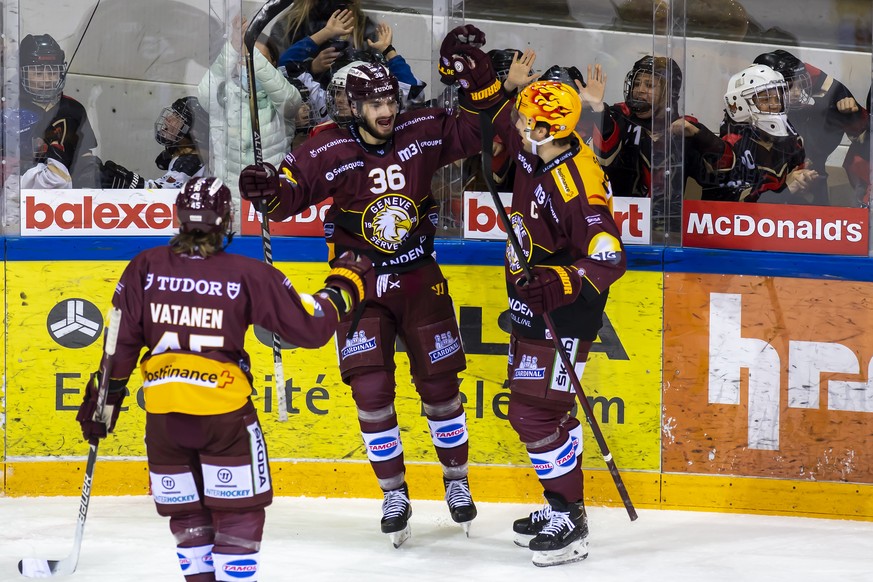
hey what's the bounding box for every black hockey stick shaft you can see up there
[479,112,638,521]
[18,307,122,578]
[243,0,295,422]
[65,0,101,75]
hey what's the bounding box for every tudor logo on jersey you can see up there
[506,212,532,275]
[362,194,419,253]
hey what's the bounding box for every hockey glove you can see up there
[319,251,375,318]
[438,24,486,85]
[239,163,280,209]
[101,160,145,189]
[514,266,584,315]
[75,371,128,441]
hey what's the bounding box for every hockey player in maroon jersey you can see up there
[76,177,374,581]
[18,34,101,188]
[476,51,627,567]
[238,26,502,547]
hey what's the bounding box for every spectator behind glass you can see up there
[585,55,727,231]
[703,64,815,203]
[19,33,101,189]
[100,96,209,189]
[279,15,426,107]
[753,50,868,202]
[198,15,302,198]
[842,87,872,207]
[268,0,376,54]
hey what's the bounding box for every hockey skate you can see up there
[444,476,477,536]
[529,492,589,567]
[512,503,552,547]
[381,484,412,548]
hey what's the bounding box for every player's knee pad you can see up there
[201,420,272,512]
[422,394,463,419]
[212,551,260,582]
[349,370,397,412]
[356,403,397,433]
[150,464,203,517]
[415,373,462,406]
[169,512,214,545]
[361,424,403,463]
[526,431,581,481]
[212,509,264,552]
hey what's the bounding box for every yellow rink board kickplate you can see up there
[5,460,872,521]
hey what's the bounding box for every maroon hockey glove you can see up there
[101,160,145,189]
[438,24,486,85]
[321,251,375,317]
[75,371,127,441]
[239,163,280,205]
[514,266,584,315]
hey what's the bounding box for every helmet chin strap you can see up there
[524,128,554,156]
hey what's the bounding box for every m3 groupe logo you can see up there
[46,298,103,348]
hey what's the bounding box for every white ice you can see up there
[1,495,871,581]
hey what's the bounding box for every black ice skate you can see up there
[381,484,412,548]
[512,503,552,547]
[528,492,589,567]
[444,476,477,536]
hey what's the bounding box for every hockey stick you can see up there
[18,307,123,578]
[65,0,102,76]
[243,0,295,422]
[479,113,638,521]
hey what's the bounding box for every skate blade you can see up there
[531,538,589,567]
[513,533,534,548]
[388,525,411,549]
[459,520,472,537]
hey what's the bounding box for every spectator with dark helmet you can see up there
[101,97,209,189]
[18,33,101,189]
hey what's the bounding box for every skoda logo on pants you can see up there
[46,298,103,348]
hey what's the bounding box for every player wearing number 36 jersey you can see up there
[76,177,374,581]
[239,51,496,546]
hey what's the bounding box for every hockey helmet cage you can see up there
[487,49,520,83]
[20,34,67,103]
[724,64,791,137]
[327,60,367,126]
[516,80,582,140]
[176,177,234,234]
[155,96,204,146]
[753,49,812,106]
[623,55,682,114]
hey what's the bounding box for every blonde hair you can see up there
[278,0,368,50]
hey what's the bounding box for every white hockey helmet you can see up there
[327,60,367,126]
[724,64,791,137]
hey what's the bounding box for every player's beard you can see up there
[359,113,396,142]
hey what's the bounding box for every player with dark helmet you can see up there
[20,34,67,104]
[239,26,504,548]
[102,96,208,189]
[18,33,101,189]
[622,55,682,117]
[583,53,725,231]
[77,175,374,580]
[753,49,811,107]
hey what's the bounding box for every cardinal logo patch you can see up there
[362,194,418,253]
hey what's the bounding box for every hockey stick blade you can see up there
[19,557,76,578]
